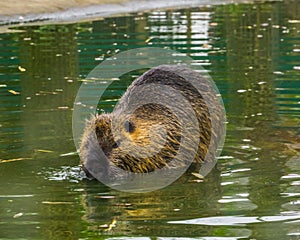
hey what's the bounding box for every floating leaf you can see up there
[36,149,54,153]
[0,157,33,163]
[145,37,152,43]
[60,152,78,157]
[105,219,117,231]
[192,172,204,179]
[18,66,26,72]
[57,106,69,110]
[8,90,20,95]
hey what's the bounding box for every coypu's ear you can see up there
[124,120,135,133]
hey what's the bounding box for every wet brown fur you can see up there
[80,65,223,177]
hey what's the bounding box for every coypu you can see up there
[79,65,225,180]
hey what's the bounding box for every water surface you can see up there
[0,1,300,239]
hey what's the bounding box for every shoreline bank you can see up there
[0,0,279,27]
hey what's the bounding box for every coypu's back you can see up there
[80,65,225,179]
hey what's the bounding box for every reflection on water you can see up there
[169,213,300,226]
[0,1,299,239]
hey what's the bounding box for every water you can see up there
[0,1,300,239]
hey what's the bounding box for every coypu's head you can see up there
[80,103,184,178]
[82,104,181,178]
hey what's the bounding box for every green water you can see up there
[0,1,300,239]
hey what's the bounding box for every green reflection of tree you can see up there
[17,24,82,240]
[17,24,79,158]
[211,2,299,239]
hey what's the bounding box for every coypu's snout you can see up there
[79,113,117,180]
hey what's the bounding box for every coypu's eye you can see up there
[112,140,120,149]
[124,120,135,133]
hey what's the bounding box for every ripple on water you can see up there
[168,212,300,226]
[41,166,85,183]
